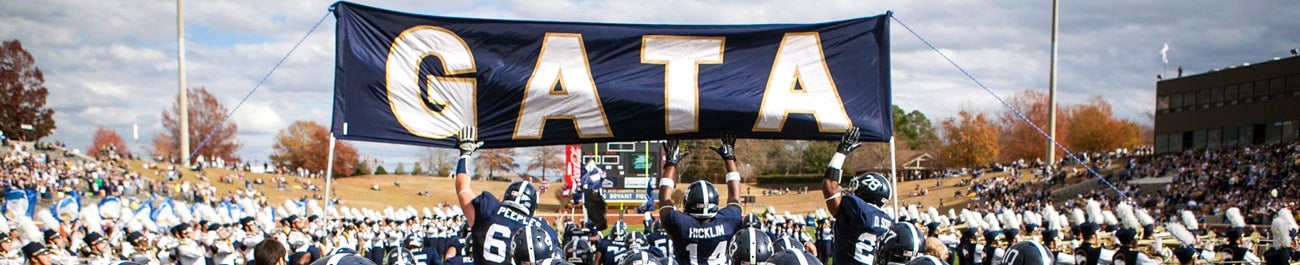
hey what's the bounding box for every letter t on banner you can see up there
[642,36,725,134]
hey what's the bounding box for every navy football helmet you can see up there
[510,225,558,265]
[742,213,763,229]
[624,231,648,249]
[849,173,892,206]
[503,181,539,216]
[310,253,377,265]
[766,248,823,265]
[729,227,776,265]
[382,248,417,265]
[877,222,925,265]
[536,258,577,265]
[683,180,720,219]
[618,250,659,265]
[773,236,805,253]
[611,220,630,242]
[1000,241,1053,265]
[565,237,595,265]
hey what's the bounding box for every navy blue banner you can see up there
[331,2,892,148]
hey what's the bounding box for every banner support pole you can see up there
[323,134,338,206]
[889,136,899,217]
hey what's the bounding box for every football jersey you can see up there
[646,231,672,258]
[471,192,561,265]
[597,239,628,265]
[662,206,742,265]
[833,195,893,265]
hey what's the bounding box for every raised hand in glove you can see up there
[456,126,484,157]
[837,127,862,154]
[662,139,689,167]
[710,132,737,161]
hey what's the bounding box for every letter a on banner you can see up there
[514,33,613,139]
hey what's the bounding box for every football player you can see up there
[658,134,745,265]
[595,221,630,265]
[822,127,895,265]
[453,127,560,265]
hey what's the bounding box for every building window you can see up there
[1240,83,1254,101]
[1257,80,1270,99]
[1282,121,1297,142]
[606,142,636,152]
[1266,122,1284,144]
[1207,128,1222,149]
[1240,126,1255,145]
[1183,91,1196,108]
[1157,96,1170,111]
[1271,78,1286,97]
[1224,127,1240,147]
[1170,132,1184,152]
[1225,85,1238,103]
[1289,75,1300,96]
[1192,130,1207,150]
[1155,134,1168,153]
[1211,86,1224,105]
[1170,93,1183,110]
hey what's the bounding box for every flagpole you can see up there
[1047,0,1059,170]
[323,135,337,206]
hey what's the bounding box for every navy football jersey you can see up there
[662,206,742,265]
[646,231,672,258]
[833,195,893,265]
[597,239,627,265]
[471,192,561,265]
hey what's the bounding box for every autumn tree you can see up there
[525,145,563,180]
[998,90,1069,163]
[940,110,1000,168]
[0,40,56,141]
[268,121,360,177]
[1065,96,1145,153]
[894,105,941,150]
[89,126,130,159]
[474,148,517,180]
[152,87,241,163]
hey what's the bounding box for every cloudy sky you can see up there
[2,0,1297,168]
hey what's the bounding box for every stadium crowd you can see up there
[0,128,1294,265]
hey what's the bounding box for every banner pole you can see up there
[323,135,337,206]
[889,136,899,217]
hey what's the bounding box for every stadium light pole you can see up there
[177,0,190,167]
[1046,0,1059,171]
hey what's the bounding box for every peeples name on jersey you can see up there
[332,2,894,148]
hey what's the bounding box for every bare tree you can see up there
[421,147,457,177]
[525,145,564,181]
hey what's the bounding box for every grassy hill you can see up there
[121,158,1052,218]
